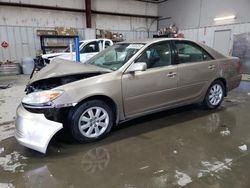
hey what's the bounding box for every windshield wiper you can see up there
[103,61,122,65]
[88,63,114,71]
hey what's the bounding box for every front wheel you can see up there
[203,80,225,109]
[69,100,114,142]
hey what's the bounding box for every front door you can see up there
[122,41,178,117]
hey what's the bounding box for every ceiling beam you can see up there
[135,0,168,4]
[85,0,92,28]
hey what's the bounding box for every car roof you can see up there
[120,38,198,44]
[79,38,111,43]
[119,38,225,59]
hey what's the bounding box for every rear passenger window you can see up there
[175,42,213,63]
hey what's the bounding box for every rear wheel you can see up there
[69,100,114,142]
[203,80,225,109]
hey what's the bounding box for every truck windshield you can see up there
[86,43,145,71]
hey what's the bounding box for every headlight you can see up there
[22,90,64,106]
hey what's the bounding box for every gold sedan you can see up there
[15,38,242,153]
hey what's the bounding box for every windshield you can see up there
[86,43,145,71]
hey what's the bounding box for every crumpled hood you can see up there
[30,58,111,83]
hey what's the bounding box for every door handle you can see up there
[208,65,216,69]
[167,72,177,77]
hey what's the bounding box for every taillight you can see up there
[236,59,242,73]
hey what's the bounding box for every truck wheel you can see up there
[69,100,114,142]
[203,80,225,109]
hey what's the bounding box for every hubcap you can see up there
[208,84,223,106]
[78,107,109,138]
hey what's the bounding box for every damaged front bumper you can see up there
[15,104,63,154]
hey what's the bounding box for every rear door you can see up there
[174,41,217,102]
[122,41,178,117]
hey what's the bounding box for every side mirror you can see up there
[127,62,147,73]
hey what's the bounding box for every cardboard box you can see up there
[65,27,77,36]
[105,31,113,39]
[47,43,66,47]
[37,30,57,36]
[55,27,78,36]
[55,27,66,35]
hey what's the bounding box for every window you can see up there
[81,41,100,53]
[105,41,111,48]
[175,41,213,63]
[136,42,172,69]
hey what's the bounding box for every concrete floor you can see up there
[0,75,250,188]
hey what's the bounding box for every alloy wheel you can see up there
[208,84,223,106]
[78,107,109,138]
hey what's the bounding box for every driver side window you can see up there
[81,41,100,53]
[136,42,172,69]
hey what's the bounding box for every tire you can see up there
[69,100,114,143]
[203,80,225,109]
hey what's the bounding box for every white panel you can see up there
[213,30,231,55]
[26,27,37,56]
[77,29,85,40]
[6,26,17,61]
[0,27,5,61]
[0,26,10,61]
[158,0,201,29]
[0,7,86,28]
[200,0,250,27]
[94,15,156,32]
[13,27,23,62]
[239,24,249,34]
[180,29,198,41]
[33,28,41,54]
[159,0,250,29]
[84,29,96,40]
[20,27,31,57]
[93,0,157,16]
[0,0,85,9]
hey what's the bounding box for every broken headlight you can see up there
[22,90,64,106]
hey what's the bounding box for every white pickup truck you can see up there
[42,38,113,63]
[30,38,113,78]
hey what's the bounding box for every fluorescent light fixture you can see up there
[214,15,236,21]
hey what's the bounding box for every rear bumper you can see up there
[227,74,242,91]
[15,105,63,154]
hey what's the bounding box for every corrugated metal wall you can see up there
[0,26,154,62]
